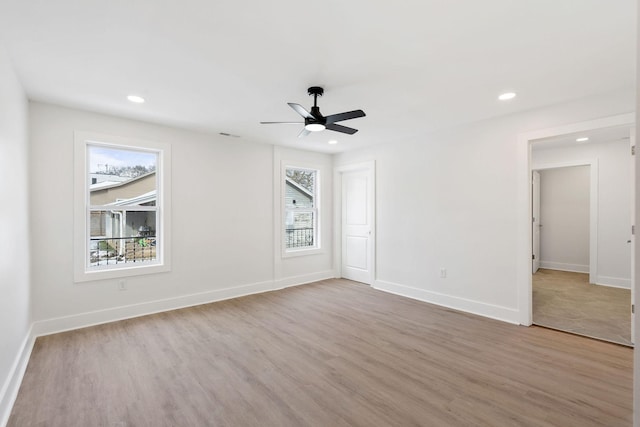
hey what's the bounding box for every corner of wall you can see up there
[0,47,34,427]
[0,327,35,427]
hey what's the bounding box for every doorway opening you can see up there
[528,123,634,346]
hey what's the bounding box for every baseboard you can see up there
[539,261,589,273]
[538,264,631,288]
[32,272,338,338]
[0,326,35,427]
[595,276,631,289]
[374,279,520,325]
[32,279,276,337]
[273,270,335,289]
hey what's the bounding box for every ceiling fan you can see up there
[260,86,366,138]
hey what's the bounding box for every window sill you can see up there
[74,262,170,283]
[282,247,324,258]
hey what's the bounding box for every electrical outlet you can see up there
[118,280,127,291]
[440,268,447,278]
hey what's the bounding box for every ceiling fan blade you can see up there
[260,121,303,124]
[298,128,311,138]
[288,103,314,119]
[325,109,366,125]
[326,123,358,135]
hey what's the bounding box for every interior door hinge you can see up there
[632,145,636,155]
[532,254,535,260]
[633,225,635,235]
[632,304,635,314]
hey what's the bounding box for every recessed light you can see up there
[328,140,338,145]
[576,137,589,142]
[127,95,145,104]
[498,92,516,101]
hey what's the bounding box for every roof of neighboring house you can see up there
[107,190,156,206]
[90,173,129,184]
[89,170,156,192]
[285,177,313,198]
[91,180,127,190]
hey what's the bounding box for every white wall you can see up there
[0,50,31,425]
[538,166,590,273]
[334,89,634,324]
[28,102,333,334]
[533,140,632,287]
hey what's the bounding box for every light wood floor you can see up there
[9,279,633,426]
[533,269,632,346]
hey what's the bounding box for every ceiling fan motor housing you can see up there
[307,87,325,125]
[308,107,324,122]
[307,86,324,97]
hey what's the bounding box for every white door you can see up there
[532,170,541,274]
[342,168,374,284]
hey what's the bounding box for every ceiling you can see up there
[0,1,635,153]
[532,125,632,151]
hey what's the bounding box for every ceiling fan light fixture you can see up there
[305,123,326,132]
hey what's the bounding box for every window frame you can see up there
[282,164,321,257]
[74,131,171,282]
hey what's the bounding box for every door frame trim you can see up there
[517,113,635,326]
[333,161,376,284]
[532,170,541,274]
[532,160,599,283]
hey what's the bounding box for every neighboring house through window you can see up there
[74,132,171,282]
[284,166,319,253]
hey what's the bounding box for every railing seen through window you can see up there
[90,236,157,266]
[285,227,314,248]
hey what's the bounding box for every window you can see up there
[74,132,171,282]
[284,166,319,253]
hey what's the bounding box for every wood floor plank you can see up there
[8,279,633,426]
[533,268,631,345]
